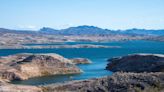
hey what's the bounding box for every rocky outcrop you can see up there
[106,54,164,72]
[71,58,92,64]
[0,72,163,92]
[0,53,82,81]
[42,72,164,92]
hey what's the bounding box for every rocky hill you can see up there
[42,72,164,92]
[106,54,164,72]
[0,53,83,81]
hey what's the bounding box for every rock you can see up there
[106,54,164,72]
[0,53,82,81]
[71,58,92,64]
[0,78,41,92]
[0,83,42,92]
[41,72,164,92]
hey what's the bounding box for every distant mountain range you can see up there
[39,25,114,35]
[0,28,38,35]
[120,28,164,36]
[1,25,164,36]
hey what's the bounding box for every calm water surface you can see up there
[0,40,164,85]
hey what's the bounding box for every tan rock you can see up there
[0,53,82,81]
[71,58,92,64]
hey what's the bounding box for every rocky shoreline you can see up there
[42,72,164,92]
[0,53,164,92]
[0,72,163,92]
[41,54,164,92]
[106,54,164,72]
[0,53,91,81]
[0,44,120,49]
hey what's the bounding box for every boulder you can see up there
[71,58,92,64]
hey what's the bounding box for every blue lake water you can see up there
[0,40,164,85]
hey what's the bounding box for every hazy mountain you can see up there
[0,28,37,35]
[39,27,60,34]
[39,26,164,36]
[1,26,164,36]
[61,25,115,35]
[39,25,115,35]
[0,28,12,33]
[122,28,164,36]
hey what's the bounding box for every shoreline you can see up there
[0,39,163,49]
[0,52,164,91]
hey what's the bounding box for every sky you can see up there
[0,0,164,30]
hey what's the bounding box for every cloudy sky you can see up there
[0,0,164,30]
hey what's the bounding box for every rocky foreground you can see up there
[41,54,164,92]
[0,53,164,92]
[0,72,163,92]
[42,72,164,92]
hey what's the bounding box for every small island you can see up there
[0,53,87,81]
[71,58,92,64]
[106,53,164,72]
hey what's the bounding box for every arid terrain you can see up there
[1,0,164,91]
[0,53,163,92]
[0,26,164,92]
[0,26,164,49]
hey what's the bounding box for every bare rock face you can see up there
[71,58,92,64]
[42,72,164,92]
[106,54,164,72]
[0,53,82,81]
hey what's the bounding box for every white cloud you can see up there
[17,25,38,30]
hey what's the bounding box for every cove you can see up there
[0,40,164,85]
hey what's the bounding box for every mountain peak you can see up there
[39,27,59,34]
[67,25,102,30]
[40,27,58,31]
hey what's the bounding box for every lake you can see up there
[0,40,164,85]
